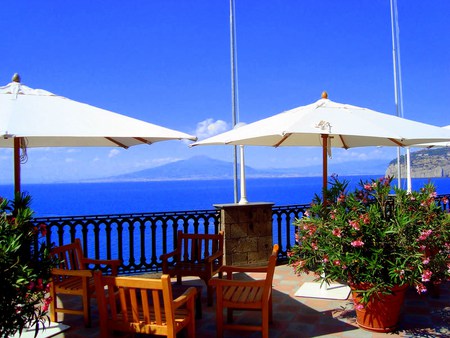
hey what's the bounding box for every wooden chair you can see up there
[93,271,197,338]
[49,238,121,327]
[209,244,279,338]
[160,230,224,306]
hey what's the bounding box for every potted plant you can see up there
[288,175,450,332]
[0,193,57,337]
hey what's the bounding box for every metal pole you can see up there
[230,0,239,203]
[390,0,401,188]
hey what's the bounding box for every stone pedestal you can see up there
[214,202,274,266]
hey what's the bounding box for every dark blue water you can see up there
[0,176,448,217]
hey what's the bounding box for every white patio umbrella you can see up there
[192,92,450,300]
[192,92,450,193]
[0,75,197,192]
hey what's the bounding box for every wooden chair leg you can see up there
[81,291,91,327]
[216,296,224,338]
[187,316,195,337]
[262,305,269,338]
[207,284,214,306]
[49,286,57,323]
[269,293,273,323]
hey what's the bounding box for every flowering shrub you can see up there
[288,175,450,304]
[0,193,57,337]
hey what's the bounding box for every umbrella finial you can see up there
[321,91,328,99]
[12,73,21,83]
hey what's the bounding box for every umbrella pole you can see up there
[322,134,328,200]
[238,145,248,204]
[14,138,21,194]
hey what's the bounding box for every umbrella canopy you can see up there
[404,125,450,193]
[192,92,450,192]
[410,125,450,148]
[0,76,197,192]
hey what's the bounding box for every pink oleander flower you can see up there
[418,229,432,241]
[429,192,437,198]
[416,283,427,293]
[351,239,364,247]
[322,255,329,263]
[422,257,430,265]
[311,242,318,250]
[359,213,370,224]
[353,300,365,311]
[332,228,342,237]
[304,210,310,217]
[330,210,336,219]
[348,219,360,230]
[363,183,372,191]
[308,226,317,236]
[333,260,340,266]
[337,193,346,203]
[421,269,433,282]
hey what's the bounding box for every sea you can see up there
[0,175,449,217]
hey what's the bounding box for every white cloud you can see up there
[65,158,75,163]
[108,149,121,158]
[195,119,229,139]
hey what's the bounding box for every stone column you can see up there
[214,202,274,266]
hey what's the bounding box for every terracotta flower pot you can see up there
[351,284,408,333]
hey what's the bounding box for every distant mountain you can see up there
[91,155,388,182]
[386,148,450,178]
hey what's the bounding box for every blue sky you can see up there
[0,1,449,184]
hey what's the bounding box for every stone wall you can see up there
[215,203,274,266]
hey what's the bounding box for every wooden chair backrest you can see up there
[51,238,86,270]
[94,272,192,337]
[263,244,279,300]
[176,230,224,262]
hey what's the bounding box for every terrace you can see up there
[29,198,450,337]
[41,265,449,337]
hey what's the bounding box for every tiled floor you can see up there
[50,264,449,337]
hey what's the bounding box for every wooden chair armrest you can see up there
[172,287,197,310]
[160,250,179,261]
[82,258,121,267]
[219,265,268,274]
[205,250,224,263]
[82,258,121,275]
[209,278,266,288]
[51,268,93,277]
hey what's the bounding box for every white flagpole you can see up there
[390,0,405,189]
[230,0,239,203]
[230,0,248,204]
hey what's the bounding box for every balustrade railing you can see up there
[32,195,449,275]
